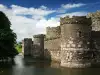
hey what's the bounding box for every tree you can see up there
[0,11,18,58]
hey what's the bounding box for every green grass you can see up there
[15,44,22,53]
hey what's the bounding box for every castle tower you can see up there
[32,34,45,58]
[22,38,32,56]
[46,26,61,39]
[87,11,100,31]
[60,16,92,68]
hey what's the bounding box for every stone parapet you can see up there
[87,11,100,31]
[87,10,100,18]
[60,16,92,25]
[46,26,61,39]
[33,34,45,38]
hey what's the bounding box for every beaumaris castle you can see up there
[22,11,100,68]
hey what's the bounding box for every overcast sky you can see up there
[0,0,100,41]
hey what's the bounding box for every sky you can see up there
[0,0,100,41]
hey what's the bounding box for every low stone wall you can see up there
[44,38,61,61]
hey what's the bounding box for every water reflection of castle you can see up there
[22,11,100,68]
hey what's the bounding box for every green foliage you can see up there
[15,43,22,53]
[0,11,18,57]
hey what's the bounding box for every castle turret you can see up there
[60,16,92,68]
[22,38,32,56]
[32,34,45,58]
[46,26,61,39]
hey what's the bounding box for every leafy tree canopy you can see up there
[0,11,18,57]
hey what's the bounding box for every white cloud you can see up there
[61,3,86,9]
[0,4,87,42]
[56,3,86,13]
[0,4,57,41]
[11,5,55,16]
[10,16,38,41]
[0,4,7,9]
[36,17,60,34]
[40,5,47,9]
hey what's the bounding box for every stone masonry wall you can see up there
[91,31,100,63]
[22,11,100,68]
[92,31,100,49]
[87,11,100,64]
[87,11,100,31]
[32,34,45,58]
[22,38,32,56]
[44,38,61,61]
[46,26,61,39]
[60,16,93,68]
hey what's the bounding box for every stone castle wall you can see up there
[92,31,100,47]
[44,26,61,61]
[87,11,100,63]
[87,11,100,31]
[91,31,100,63]
[91,31,100,51]
[22,11,100,68]
[22,38,33,56]
[46,26,61,39]
[44,38,61,61]
[32,34,45,58]
[60,16,93,68]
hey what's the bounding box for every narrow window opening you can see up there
[77,31,82,37]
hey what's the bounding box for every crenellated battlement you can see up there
[87,10,100,31]
[24,38,32,41]
[46,26,60,31]
[46,26,61,39]
[87,10,100,18]
[33,34,45,38]
[60,16,92,25]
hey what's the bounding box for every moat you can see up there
[0,55,99,75]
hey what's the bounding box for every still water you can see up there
[0,55,100,75]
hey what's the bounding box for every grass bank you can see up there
[15,44,22,53]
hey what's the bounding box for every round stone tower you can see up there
[60,16,92,68]
[22,38,32,56]
[33,34,45,58]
